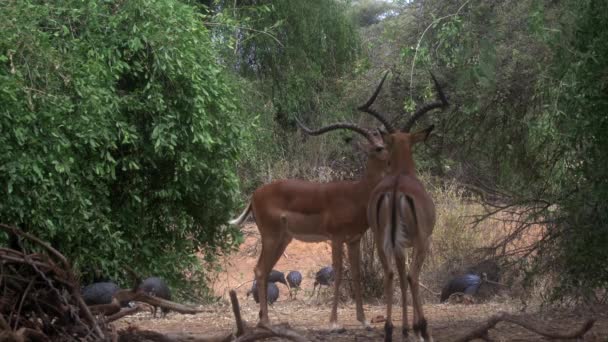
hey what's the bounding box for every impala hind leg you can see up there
[329,241,345,331]
[254,232,291,327]
[395,252,414,342]
[409,241,432,342]
[376,238,395,342]
[348,239,370,329]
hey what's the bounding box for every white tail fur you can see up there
[228,201,252,225]
[380,193,394,256]
[382,192,411,257]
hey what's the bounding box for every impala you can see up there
[364,72,448,342]
[229,111,390,329]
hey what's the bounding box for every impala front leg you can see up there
[348,238,370,329]
[329,240,344,331]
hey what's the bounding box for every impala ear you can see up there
[411,125,435,144]
[378,127,392,144]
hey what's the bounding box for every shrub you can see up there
[0,0,244,293]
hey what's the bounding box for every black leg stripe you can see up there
[384,321,393,342]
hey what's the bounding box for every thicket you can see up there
[0,0,362,296]
[207,0,363,193]
[0,0,244,293]
[357,0,608,300]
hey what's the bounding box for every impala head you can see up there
[358,71,448,174]
[295,118,389,170]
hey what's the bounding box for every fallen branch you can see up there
[229,290,246,337]
[453,312,595,342]
[419,281,440,296]
[106,304,149,322]
[228,289,314,342]
[89,289,205,317]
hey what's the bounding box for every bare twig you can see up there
[409,0,472,99]
[0,223,70,268]
[228,287,314,342]
[419,282,440,296]
[229,290,246,337]
[234,279,255,290]
[106,304,148,323]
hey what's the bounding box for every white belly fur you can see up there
[290,233,327,243]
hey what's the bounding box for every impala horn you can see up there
[358,70,395,133]
[295,117,376,144]
[403,71,449,132]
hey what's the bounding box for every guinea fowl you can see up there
[81,282,120,306]
[312,266,334,298]
[247,280,279,304]
[440,273,482,303]
[286,270,303,299]
[138,277,172,318]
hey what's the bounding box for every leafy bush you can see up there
[220,0,361,193]
[0,0,244,293]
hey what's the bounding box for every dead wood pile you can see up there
[0,224,202,341]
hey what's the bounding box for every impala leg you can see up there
[254,233,291,328]
[254,249,271,327]
[395,251,412,341]
[376,237,394,342]
[348,238,369,329]
[409,241,432,342]
[329,240,344,331]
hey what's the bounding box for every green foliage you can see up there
[208,0,362,192]
[373,0,608,299]
[533,0,608,297]
[349,0,399,27]
[0,0,244,293]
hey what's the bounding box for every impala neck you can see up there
[389,142,417,176]
[361,160,387,191]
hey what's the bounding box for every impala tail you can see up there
[228,201,252,225]
[376,191,416,256]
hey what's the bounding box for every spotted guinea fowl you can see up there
[138,276,172,318]
[286,270,303,299]
[247,280,279,304]
[312,266,334,298]
[268,269,288,287]
[81,281,120,306]
[440,273,482,303]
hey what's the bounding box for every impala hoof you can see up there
[408,333,432,342]
[257,320,272,330]
[329,322,346,333]
[361,320,373,331]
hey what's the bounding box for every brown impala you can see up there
[229,101,392,329]
[364,73,448,342]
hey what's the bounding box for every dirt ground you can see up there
[119,223,608,341]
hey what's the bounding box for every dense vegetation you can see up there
[1,0,606,300]
[0,0,245,292]
[355,0,608,299]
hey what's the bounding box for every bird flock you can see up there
[81,267,333,319]
[246,267,335,304]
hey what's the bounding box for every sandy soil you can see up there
[119,223,608,341]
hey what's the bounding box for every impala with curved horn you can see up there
[364,72,448,342]
[229,117,388,329]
